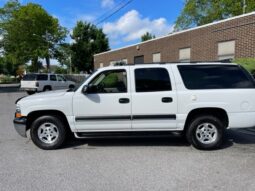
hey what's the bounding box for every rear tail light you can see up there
[36,81,39,87]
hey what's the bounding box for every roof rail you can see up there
[113,59,233,66]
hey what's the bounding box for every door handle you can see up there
[162,97,173,103]
[119,98,130,104]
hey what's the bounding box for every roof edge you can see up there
[95,11,255,57]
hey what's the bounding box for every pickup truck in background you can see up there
[20,73,75,94]
[14,63,255,150]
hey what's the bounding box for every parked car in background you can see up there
[20,73,75,95]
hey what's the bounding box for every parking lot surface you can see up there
[1,88,255,191]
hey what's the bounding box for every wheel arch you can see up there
[183,107,229,132]
[43,85,52,91]
[26,110,70,131]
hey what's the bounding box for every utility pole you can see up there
[243,0,247,14]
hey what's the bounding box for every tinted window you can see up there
[23,74,36,81]
[178,65,255,89]
[89,70,127,93]
[57,75,66,81]
[36,74,48,81]
[135,68,171,92]
[50,75,57,81]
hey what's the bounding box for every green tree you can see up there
[234,58,255,74]
[1,1,67,73]
[71,21,110,73]
[141,32,155,42]
[54,43,72,73]
[175,0,255,31]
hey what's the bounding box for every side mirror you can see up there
[82,85,88,94]
[82,84,98,94]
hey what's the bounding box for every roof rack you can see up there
[113,59,233,66]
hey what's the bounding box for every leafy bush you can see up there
[234,58,255,74]
[0,75,13,84]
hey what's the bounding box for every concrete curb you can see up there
[0,83,20,88]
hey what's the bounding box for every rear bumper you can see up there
[13,117,27,138]
[20,88,37,92]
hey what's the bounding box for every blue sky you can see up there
[0,0,184,49]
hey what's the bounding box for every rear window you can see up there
[178,65,255,89]
[36,74,48,81]
[22,74,36,81]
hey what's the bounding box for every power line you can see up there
[93,0,128,24]
[95,0,134,26]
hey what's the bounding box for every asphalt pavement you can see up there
[0,88,255,191]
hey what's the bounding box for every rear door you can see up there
[130,65,178,129]
[50,74,58,90]
[56,75,68,89]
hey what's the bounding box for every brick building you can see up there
[94,12,255,68]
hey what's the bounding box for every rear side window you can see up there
[178,65,255,89]
[22,74,36,81]
[36,74,48,81]
[50,75,57,81]
[135,68,171,92]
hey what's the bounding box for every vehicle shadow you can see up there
[63,128,255,150]
[64,136,190,149]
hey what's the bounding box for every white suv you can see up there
[14,63,255,150]
[20,73,75,94]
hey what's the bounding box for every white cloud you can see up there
[76,14,96,22]
[101,0,115,8]
[103,10,174,46]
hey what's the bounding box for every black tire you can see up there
[27,91,35,95]
[186,115,224,150]
[43,86,52,91]
[30,115,67,150]
[69,85,75,89]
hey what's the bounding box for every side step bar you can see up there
[74,131,182,139]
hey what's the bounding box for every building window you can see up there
[153,53,161,63]
[99,63,104,68]
[110,59,128,66]
[179,48,191,62]
[110,61,115,66]
[218,40,235,60]
[134,55,144,64]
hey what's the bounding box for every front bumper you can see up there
[13,117,27,138]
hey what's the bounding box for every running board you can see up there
[74,131,182,139]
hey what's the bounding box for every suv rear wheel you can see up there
[43,86,52,91]
[26,91,35,95]
[30,115,67,150]
[186,115,224,150]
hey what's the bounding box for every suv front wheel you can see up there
[186,115,224,150]
[30,115,67,150]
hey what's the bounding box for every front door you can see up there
[130,66,178,129]
[73,68,131,131]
